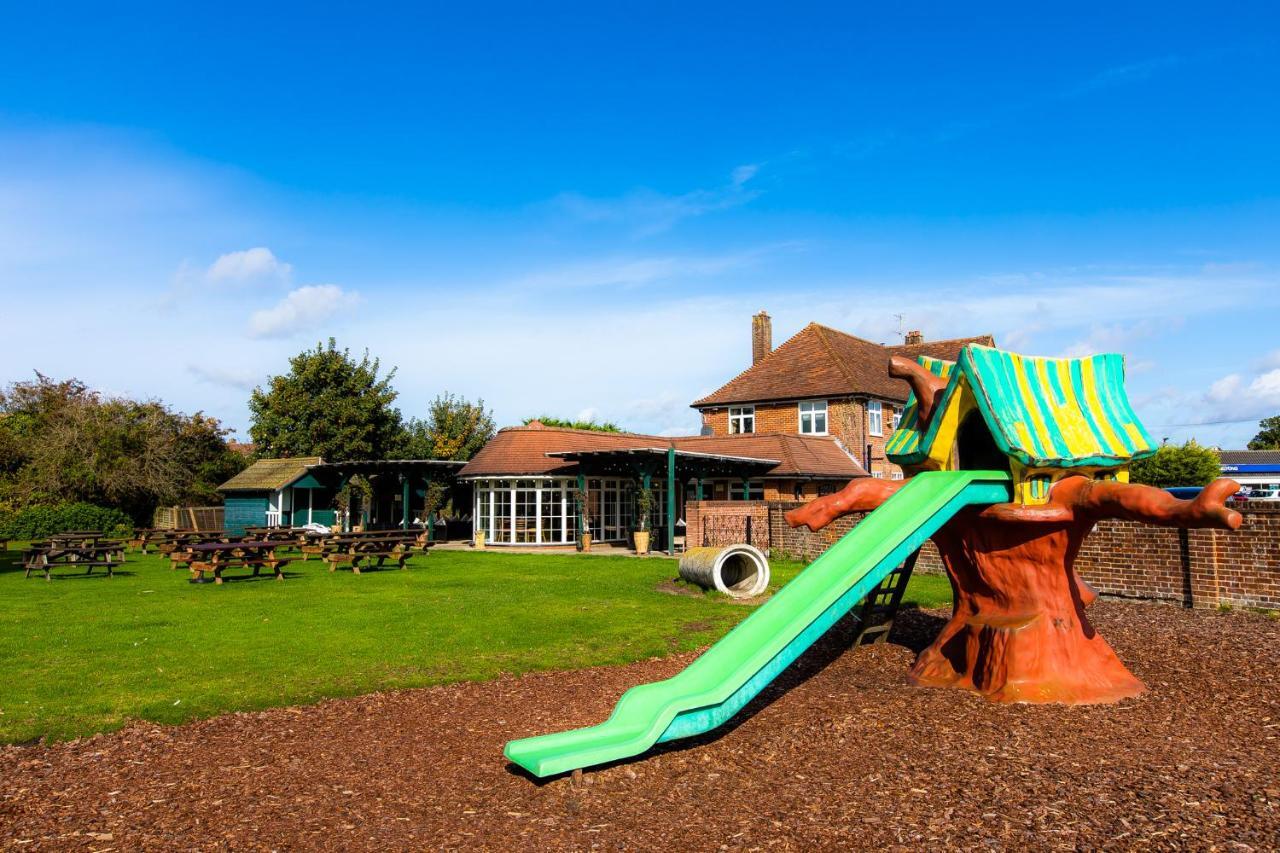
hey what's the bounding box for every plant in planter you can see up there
[633,486,655,554]
[574,487,593,551]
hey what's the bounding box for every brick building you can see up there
[692,312,993,479]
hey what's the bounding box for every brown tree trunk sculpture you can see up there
[786,476,1242,704]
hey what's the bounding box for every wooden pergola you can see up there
[545,447,778,553]
[307,459,467,532]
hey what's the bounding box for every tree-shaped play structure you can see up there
[789,345,1241,703]
[505,344,1240,777]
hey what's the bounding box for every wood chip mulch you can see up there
[2,601,1278,850]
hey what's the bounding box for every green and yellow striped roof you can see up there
[884,356,954,460]
[887,344,1158,470]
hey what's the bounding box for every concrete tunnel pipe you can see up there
[678,544,771,599]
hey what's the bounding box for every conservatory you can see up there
[473,477,666,546]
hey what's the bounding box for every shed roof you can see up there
[218,457,322,492]
[692,323,993,407]
[887,345,1158,470]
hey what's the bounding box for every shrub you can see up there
[0,502,133,540]
[1128,440,1221,488]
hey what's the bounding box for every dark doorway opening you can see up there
[956,411,1009,473]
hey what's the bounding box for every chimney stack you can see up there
[751,310,772,364]
[904,329,924,345]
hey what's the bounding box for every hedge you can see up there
[0,503,133,540]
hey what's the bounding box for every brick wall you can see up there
[1076,506,1280,610]
[689,500,1280,610]
[685,501,770,552]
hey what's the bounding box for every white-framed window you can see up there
[798,400,828,435]
[892,408,902,431]
[729,405,755,434]
[891,471,904,480]
[868,400,883,437]
[473,477,577,545]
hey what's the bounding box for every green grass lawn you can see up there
[0,545,952,744]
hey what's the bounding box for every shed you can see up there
[217,456,334,534]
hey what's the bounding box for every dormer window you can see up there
[729,405,755,434]
[798,400,828,435]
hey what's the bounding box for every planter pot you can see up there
[581,533,593,552]
[633,529,651,555]
[474,530,486,550]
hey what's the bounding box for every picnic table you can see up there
[172,541,292,584]
[24,539,127,581]
[129,528,190,551]
[48,531,108,545]
[155,530,231,555]
[299,528,421,561]
[321,536,422,574]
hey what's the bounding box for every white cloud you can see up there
[207,247,292,284]
[186,363,261,391]
[730,163,760,186]
[505,249,771,291]
[1060,319,1169,358]
[1200,368,1280,423]
[247,285,359,339]
[553,164,762,236]
[1255,349,1280,372]
[1062,55,1183,99]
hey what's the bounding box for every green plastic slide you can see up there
[504,469,1012,778]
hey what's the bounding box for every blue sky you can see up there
[1,3,1278,446]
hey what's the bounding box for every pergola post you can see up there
[695,477,704,501]
[401,475,411,530]
[666,447,677,555]
[641,468,652,550]
[742,478,751,501]
[336,476,350,532]
[576,472,586,542]
[426,479,435,543]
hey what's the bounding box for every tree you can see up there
[399,394,496,461]
[1127,440,1221,488]
[0,374,246,521]
[524,415,624,433]
[248,339,402,461]
[1249,415,1280,450]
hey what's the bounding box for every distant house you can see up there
[217,456,334,534]
[457,421,865,547]
[691,312,993,478]
[1219,449,1280,496]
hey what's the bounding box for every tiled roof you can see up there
[457,423,866,479]
[218,456,322,492]
[1220,449,1280,466]
[692,323,994,407]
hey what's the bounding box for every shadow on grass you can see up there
[506,605,954,785]
[30,570,139,581]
